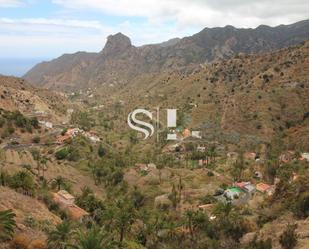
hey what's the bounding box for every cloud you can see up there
[0,0,23,7]
[52,0,309,28]
[0,17,113,58]
[0,17,190,58]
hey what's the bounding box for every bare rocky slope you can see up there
[24,19,309,91]
[0,75,67,122]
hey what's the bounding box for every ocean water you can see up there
[0,58,49,77]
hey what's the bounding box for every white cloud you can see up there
[0,0,23,7]
[0,17,112,58]
[0,17,190,58]
[52,0,309,28]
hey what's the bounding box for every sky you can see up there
[0,0,308,75]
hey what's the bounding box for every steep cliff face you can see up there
[24,19,309,91]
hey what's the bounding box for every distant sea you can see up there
[0,58,49,77]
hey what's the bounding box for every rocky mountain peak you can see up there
[101,32,132,56]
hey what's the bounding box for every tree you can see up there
[48,221,74,249]
[156,161,164,184]
[97,144,106,158]
[208,145,217,163]
[184,209,215,246]
[71,226,112,249]
[0,170,10,187]
[168,184,180,211]
[295,194,309,218]
[279,224,298,249]
[0,209,16,241]
[10,171,35,195]
[231,152,245,181]
[31,149,42,177]
[51,176,67,191]
[131,186,145,209]
[40,156,48,179]
[55,148,69,160]
[114,199,136,243]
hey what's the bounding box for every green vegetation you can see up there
[279,224,298,249]
[0,210,16,241]
[0,110,39,137]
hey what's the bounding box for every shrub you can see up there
[55,148,69,160]
[32,136,40,144]
[28,239,46,249]
[279,224,298,249]
[98,144,106,158]
[10,171,35,194]
[0,117,5,128]
[294,194,309,218]
[207,171,214,177]
[7,126,15,134]
[10,233,31,249]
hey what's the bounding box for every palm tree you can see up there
[31,149,41,177]
[40,156,48,179]
[48,221,74,249]
[184,209,195,244]
[51,176,66,191]
[0,209,16,241]
[70,226,113,249]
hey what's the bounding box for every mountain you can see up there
[96,41,309,150]
[24,19,309,91]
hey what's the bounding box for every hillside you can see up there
[24,19,309,91]
[84,40,309,151]
[0,75,68,122]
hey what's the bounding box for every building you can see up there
[135,163,157,172]
[198,159,209,166]
[235,182,256,195]
[53,190,75,206]
[244,152,257,160]
[56,134,71,144]
[52,190,89,221]
[66,128,82,137]
[279,151,295,163]
[57,128,82,144]
[300,153,309,161]
[39,120,53,129]
[197,146,206,152]
[192,131,202,139]
[223,187,244,200]
[182,129,191,139]
[256,183,274,195]
[84,131,100,143]
[66,205,89,220]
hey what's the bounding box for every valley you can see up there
[0,19,309,249]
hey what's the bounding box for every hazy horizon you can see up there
[0,57,49,77]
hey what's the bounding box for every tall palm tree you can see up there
[48,221,74,249]
[0,209,16,241]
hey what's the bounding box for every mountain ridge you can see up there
[24,19,309,91]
